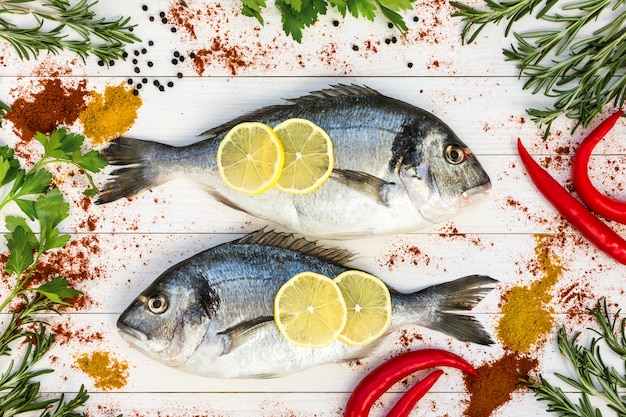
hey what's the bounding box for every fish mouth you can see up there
[459,182,491,206]
[117,320,148,343]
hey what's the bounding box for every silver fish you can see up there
[96,85,491,239]
[117,230,497,378]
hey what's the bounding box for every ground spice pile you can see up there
[496,234,564,352]
[79,82,142,146]
[74,350,129,390]
[463,352,538,417]
[6,78,89,144]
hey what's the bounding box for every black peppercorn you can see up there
[136,83,142,89]
[172,59,178,65]
[149,16,155,22]
[142,5,148,11]
[171,27,177,33]
[159,86,165,92]
[97,60,104,66]
[333,20,339,26]
[167,81,174,87]
[160,11,165,18]
[127,78,133,85]
[142,78,147,84]
[189,52,196,58]
[134,67,140,73]
[162,18,168,24]
[148,40,154,46]
[352,45,359,51]
[407,62,413,68]
[147,61,153,67]
[177,72,183,79]
[133,89,139,96]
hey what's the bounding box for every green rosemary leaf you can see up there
[452,0,626,137]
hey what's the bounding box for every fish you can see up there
[117,229,498,378]
[96,85,491,239]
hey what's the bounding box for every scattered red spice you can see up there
[397,329,423,348]
[6,78,89,148]
[0,235,103,311]
[378,243,431,271]
[52,319,104,345]
[168,1,199,39]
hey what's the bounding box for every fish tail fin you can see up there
[414,275,497,345]
[95,137,171,204]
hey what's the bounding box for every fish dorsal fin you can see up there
[236,229,356,266]
[286,84,381,104]
[199,85,380,137]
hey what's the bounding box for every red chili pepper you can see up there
[385,369,444,417]
[343,349,477,417]
[572,109,625,223]
[517,138,626,264]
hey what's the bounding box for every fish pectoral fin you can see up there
[218,316,274,354]
[330,169,395,206]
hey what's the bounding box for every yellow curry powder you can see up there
[79,83,142,146]
[74,350,129,390]
[495,234,564,352]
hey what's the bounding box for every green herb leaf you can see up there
[35,188,70,252]
[452,0,626,136]
[0,147,21,187]
[35,277,81,305]
[4,224,35,277]
[14,169,53,199]
[72,150,108,173]
[0,0,139,64]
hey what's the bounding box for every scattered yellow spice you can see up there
[74,350,129,391]
[79,83,142,146]
[496,234,565,352]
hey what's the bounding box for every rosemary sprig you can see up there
[0,0,140,63]
[523,298,626,417]
[451,0,626,137]
[0,128,107,417]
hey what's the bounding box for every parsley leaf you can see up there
[4,224,35,277]
[239,0,415,42]
[0,128,106,417]
[36,277,82,305]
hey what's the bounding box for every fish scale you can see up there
[97,84,491,239]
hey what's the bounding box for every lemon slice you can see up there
[274,271,347,348]
[216,122,284,194]
[273,118,334,194]
[334,270,392,346]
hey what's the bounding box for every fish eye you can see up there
[147,294,168,314]
[444,144,466,165]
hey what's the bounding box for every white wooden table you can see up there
[1,1,625,416]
